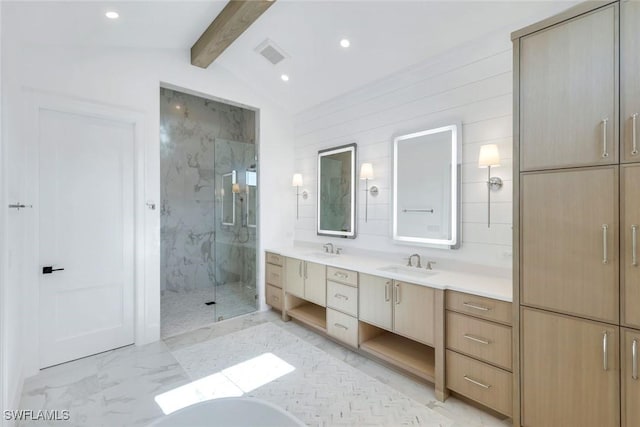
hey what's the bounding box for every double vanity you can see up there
[264,247,513,418]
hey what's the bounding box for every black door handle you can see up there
[42,266,64,274]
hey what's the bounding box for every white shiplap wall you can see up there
[292,31,513,268]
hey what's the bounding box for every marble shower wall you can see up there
[160,88,256,294]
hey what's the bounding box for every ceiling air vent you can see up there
[255,39,288,65]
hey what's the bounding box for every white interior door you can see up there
[38,108,135,368]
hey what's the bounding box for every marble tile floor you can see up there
[18,310,511,427]
[161,283,256,339]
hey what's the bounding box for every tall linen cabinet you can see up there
[513,1,640,426]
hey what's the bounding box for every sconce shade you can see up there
[478,144,500,168]
[232,183,240,194]
[360,163,374,180]
[292,173,303,187]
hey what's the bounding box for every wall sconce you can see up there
[292,173,308,220]
[232,183,240,194]
[478,144,503,228]
[359,163,379,223]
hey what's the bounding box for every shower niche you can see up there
[159,87,258,338]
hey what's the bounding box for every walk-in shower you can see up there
[159,87,258,338]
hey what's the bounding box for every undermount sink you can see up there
[377,265,436,277]
[306,251,340,259]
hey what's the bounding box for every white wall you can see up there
[2,37,294,395]
[293,31,513,269]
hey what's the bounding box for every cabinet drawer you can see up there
[327,308,358,348]
[327,266,358,287]
[446,311,512,371]
[266,284,283,311]
[266,263,283,288]
[327,280,358,317]
[265,252,283,266]
[446,350,512,417]
[446,291,512,325]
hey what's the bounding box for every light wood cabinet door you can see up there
[622,0,640,163]
[284,257,304,298]
[622,165,640,328]
[394,281,435,346]
[622,329,640,427]
[521,167,619,323]
[522,308,619,427]
[519,3,618,171]
[358,273,392,331]
[303,261,326,306]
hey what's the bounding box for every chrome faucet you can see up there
[407,253,422,268]
[323,243,335,254]
[425,260,437,270]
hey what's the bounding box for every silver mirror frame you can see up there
[392,124,461,247]
[317,143,357,239]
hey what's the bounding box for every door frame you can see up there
[0,69,6,426]
[23,89,156,375]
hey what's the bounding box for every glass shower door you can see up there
[214,138,258,321]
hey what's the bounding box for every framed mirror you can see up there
[221,170,236,226]
[393,124,460,247]
[317,143,357,238]
[246,170,257,228]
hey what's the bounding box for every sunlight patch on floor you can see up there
[154,352,295,414]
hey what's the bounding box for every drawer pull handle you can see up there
[334,293,349,300]
[334,323,348,330]
[462,302,490,311]
[632,113,638,156]
[384,282,391,302]
[633,339,638,381]
[395,283,401,305]
[334,272,348,279]
[633,225,638,267]
[463,375,491,389]
[463,334,490,345]
[603,331,609,371]
[602,118,609,158]
[271,295,279,301]
[602,224,609,265]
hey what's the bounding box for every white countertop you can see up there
[266,245,513,302]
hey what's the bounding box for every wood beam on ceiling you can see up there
[191,0,276,69]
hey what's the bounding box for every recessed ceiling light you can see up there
[280,74,290,82]
[105,11,119,19]
[340,39,351,48]
[175,105,181,110]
